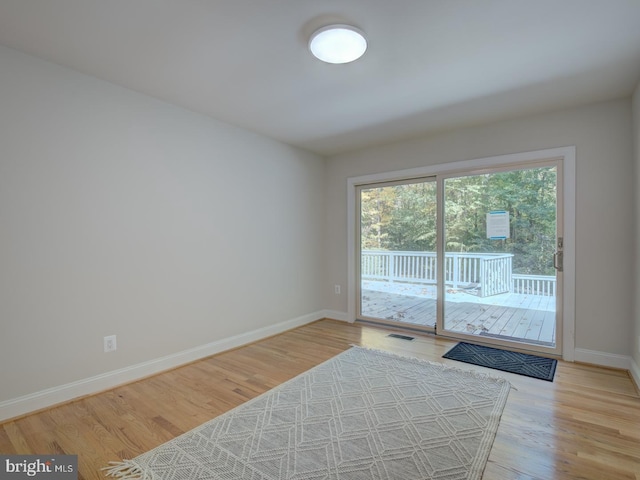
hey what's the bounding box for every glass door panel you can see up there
[441,164,560,353]
[358,178,437,329]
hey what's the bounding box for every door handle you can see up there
[553,251,563,272]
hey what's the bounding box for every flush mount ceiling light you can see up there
[308,24,367,64]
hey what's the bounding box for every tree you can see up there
[360,166,557,275]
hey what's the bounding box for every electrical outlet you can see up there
[334,284,341,294]
[104,335,117,353]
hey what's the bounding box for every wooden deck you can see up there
[361,282,556,345]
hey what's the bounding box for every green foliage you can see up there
[360,166,557,275]
[361,181,437,251]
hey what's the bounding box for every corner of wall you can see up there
[631,356,640,393]
[633,81,640,372]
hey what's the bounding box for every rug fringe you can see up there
[103,460,151,480]
[349,344,514,389]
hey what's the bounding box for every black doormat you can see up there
[443,342,557,381]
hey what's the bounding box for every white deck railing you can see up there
[362,250,555,297]
[511,274,556,296]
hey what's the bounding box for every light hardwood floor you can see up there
[1,319,639,479]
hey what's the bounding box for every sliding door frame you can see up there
[347,146,576,361]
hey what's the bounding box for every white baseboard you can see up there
[0,311,324,423]
[573,347,633,371]
[5,319,634,423]
[321,309,350,322]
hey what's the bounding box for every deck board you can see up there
[361,286,556,344]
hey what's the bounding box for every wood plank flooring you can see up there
[1,319,639,479]
[362,289,556,344]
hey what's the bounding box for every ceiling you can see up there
[1,1,640,156]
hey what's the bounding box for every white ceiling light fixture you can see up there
[309,24,367,64]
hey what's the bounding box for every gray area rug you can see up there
[105,347,510,480]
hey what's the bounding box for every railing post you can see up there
[389,251,395,283]
[479,257,486,297]
[452,254,459,288]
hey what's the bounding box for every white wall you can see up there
[632,82,640,383]
[325,99,634,359]
[0,46,326,408]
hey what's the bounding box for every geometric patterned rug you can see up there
[105,346,510,480]
[443,342,557,381]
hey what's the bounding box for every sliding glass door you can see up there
[354,158,564,356]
